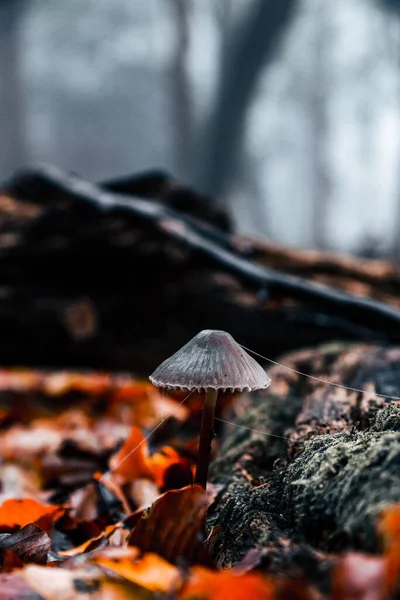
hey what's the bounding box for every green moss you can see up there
[272,404,400,551]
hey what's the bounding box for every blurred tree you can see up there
[310,0,331,249]
[0,0,28,179]
[382,0,400,10]
[380,0,400,257]
[213,0,233,56]
[167,0,193,180]
[195,0,298,203]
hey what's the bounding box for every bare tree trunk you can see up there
[0,0,27,180]
[380,12,400,258]
[310,0,331,250]
[393,25,400,258]
[195,0,298,202]
[167,0,193,181]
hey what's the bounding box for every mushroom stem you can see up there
[195,387,218,488]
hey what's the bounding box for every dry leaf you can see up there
[109,427,153,483]
[20,564,146,600]
[127,485,211,564]
[0,524,50,565]
[379,504,400,595]
[180,566,275,600]
[93,546,181,593]
[0,498,63,533]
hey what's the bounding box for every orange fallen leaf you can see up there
[180,567,275,600]
[93,547,181,593]
[380,504,400,545]
[379,504,400,594]
[149,446,193,489]
[109,427,153,483]
[0,498,63,532]
[127,484,211,564]
[109,426,194,490]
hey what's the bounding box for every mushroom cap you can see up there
[149,330,271,392]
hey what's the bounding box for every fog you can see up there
[1,0,400,255]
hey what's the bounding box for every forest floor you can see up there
[0,166,399,599]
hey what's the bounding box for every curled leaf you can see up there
[127,485,211,564]
[0,524,50,565]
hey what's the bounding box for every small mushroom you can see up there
[149,330,271,489]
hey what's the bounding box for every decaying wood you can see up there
[209,343,400,585]
[0,164,399,373]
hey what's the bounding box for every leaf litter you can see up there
[0,368,398,599]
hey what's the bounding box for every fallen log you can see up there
[208,342,400,585]
[0,164,399,372]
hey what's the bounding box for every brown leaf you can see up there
[0,524,50,565]
[203,525,222,558]
[127,484,212,564]
[0,549,24,572]
[49,512,103,555]
[57,531,109,558]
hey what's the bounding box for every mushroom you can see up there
[149,330,271,489]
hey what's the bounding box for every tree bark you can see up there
[208,343,400,586]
